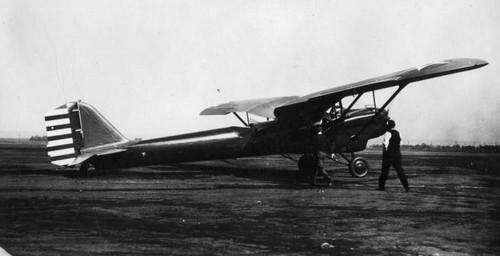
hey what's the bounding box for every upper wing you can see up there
[200,96,298,118]
[274,58,488,122]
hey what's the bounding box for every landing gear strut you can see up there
[295,152,369,180]
[330,153,369,178]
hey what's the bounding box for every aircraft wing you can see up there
[274,58,488,122]
[200,96,298,118]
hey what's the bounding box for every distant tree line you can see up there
[29,135,47,141]
[369,143,500,153]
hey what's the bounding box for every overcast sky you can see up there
[0,0,498,145]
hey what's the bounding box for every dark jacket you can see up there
[383,129,401,158]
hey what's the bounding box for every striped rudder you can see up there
[44,102,82,166]
[44,101,130,167]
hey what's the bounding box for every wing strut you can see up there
[338,93,364,121]
[350,83,407,142]
[372,90,377,108]
[233,112,249,126]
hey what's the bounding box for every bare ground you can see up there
[0,143,499,255]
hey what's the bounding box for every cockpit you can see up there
[320,88,393,133]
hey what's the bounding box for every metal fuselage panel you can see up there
[90,127,254,169]
[89,108,389,169]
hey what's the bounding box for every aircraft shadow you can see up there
[168,162,376,190]
[0,161,378,190]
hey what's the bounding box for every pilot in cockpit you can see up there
[321,104,342,133]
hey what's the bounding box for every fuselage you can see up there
[89,107,389,170]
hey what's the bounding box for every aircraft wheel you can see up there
[348,157,369,178]
[298,154,315,180]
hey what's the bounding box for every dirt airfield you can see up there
[1,142,500,255]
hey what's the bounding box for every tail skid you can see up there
[44,101,130,167]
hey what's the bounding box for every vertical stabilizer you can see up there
[77,102,129,150]
[44,101,129,167]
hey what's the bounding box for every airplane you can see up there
[44,58,488,179]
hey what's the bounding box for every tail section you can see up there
[44,101,130,167]
[44,103,81,166]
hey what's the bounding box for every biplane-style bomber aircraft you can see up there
[44,58,487,177]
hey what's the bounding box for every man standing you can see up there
[377,120,410,192]
[311,129,335,187]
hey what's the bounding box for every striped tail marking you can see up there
[44,103,82,166]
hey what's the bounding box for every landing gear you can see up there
[348,156,369,178]
[332,153,370,178]
[295,152,369,180]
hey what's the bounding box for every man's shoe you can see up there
[375,187,385,191]
[328,179,333,187]
[404,187,410,193]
